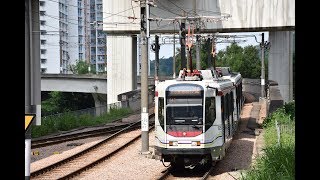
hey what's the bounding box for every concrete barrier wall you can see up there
[268,81,284,114]
[118,87,155,112]
[242,78,261,102]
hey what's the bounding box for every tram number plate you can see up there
[141,113,149,131]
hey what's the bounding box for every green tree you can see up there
[69,60,98,74]
[42,91,95,116]
[215,43,265,78]
[161,42,266,79]
[42,92,64,115]
[174,46,207,74]
[69,60,90,74]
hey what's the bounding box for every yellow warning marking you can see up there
[25,114,35,131]
[32,151,40,156]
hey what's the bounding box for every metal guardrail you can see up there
[275,120,295,145]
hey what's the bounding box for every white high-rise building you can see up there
[90,0,107,73]
[78,0,91,63]
[39,0,91,74]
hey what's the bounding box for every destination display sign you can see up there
[166,84,203,96]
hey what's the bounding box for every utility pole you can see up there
[193,0,200,70]
[173,25,176,78]
[26,0,41,179]
[104,34,107,73]
[206,37,212,68]
[154,35,160,81]
[179,12,186,69]
[141,0,149,154]
[260,33,265,98]
[196,35,200,69]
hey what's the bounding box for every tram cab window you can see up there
[158,97,164,129]
[166,106,203,125]
[205,97,216,131]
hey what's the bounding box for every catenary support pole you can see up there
[261,33,265,98]
[141,0,149,153]
[179,12,186,69]
[155,35,160,81]
[196,35,201,69]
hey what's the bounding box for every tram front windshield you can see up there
[166,97,203,125]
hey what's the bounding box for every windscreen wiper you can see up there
[192,125,200,129]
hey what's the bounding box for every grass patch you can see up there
[241,144,295,180]
[31,108,133,138]
[241,102,295,180]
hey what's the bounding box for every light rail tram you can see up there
[154,67,243,168]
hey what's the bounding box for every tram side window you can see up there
[158,97,164,129]
[221,96,224,120]
[240,83,243,103]
[224,94,229,120]
[205,97,216,131]
[230,92,234,113]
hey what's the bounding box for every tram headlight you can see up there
[191,141,201,146]
[169,141,178,146]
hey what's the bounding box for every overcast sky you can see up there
[149,32,269,60]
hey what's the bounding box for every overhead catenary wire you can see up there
[31,5,141,38]
[41,0,140,22]
[154,0,183,16]
[103,4,140,20]
[166,0,187,14]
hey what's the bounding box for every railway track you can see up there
[32,107,155,149]
[31,122,134,148]
[31,114,154,179]
[158,163,215,180]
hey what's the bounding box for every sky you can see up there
[149,32,269,61]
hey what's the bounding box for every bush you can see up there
[284,101,295,119]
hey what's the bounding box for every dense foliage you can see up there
[41,92,95,116]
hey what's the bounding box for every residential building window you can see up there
[40,20,46,26]
[41,49,46,54]
[40,30,47,35]
[41,68,47,73]
[39,1,45,6]
[41,40,46,45]
[97,4,102,11]
[41,59,47,63]
[40,11,46,16]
